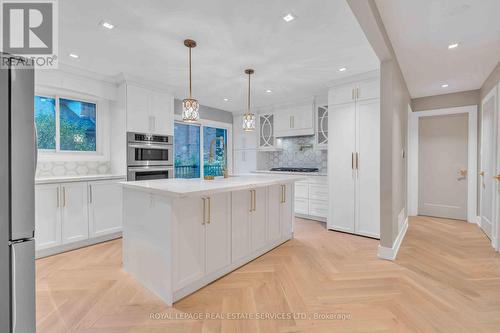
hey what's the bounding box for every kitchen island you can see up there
[121,174,304,306]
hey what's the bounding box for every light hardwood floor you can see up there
[36,216,500,333]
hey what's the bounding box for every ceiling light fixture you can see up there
[100,21,115,29]
[441,84,449,88]
[283,13,295,22]
[448,43,458,49]
[266,89,272,93]
[242,69,256,131]
[182,39,200,122]
[69,53,79,59]
[223,98,229,102]
[339,67,347,72]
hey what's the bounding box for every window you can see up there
[34,95,97,152]
[203,126,227,177]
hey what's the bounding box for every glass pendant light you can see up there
[242,69,255,131]
[182,39,200,122]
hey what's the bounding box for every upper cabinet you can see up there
[315,105,328,149]
[233,115,258,150]
[258,114,281,150]
[274,103,314,137]
[126,83,174,135]
[329,78,380,105]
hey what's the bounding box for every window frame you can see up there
[35,92,102,160]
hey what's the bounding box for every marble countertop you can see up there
[121,174,306,198]
[253,170,328,177]
[35,174,127,184]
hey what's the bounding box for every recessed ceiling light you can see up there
[100,20,115,30]
[282,13,295,22]
[339,67,347,72]
[448,43,458,49]
[441,84,449,88]
[266,89,272,93]
[69,53,79,59]
[223,98,229,102]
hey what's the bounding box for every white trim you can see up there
[408,105,478,223]
[378,216,408,260]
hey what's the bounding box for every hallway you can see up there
[35,217,500,333]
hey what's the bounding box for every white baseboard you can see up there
[378,216,409,261]
[476,216,481,226]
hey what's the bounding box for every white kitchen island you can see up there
[121,174,304,306]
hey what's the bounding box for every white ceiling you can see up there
[376,0,500,98]
[58,0,379,112]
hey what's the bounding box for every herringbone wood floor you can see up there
[36,216,500,333]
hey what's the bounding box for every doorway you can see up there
[418,113,468,220]
[408,106,477,222]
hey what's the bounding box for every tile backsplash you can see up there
[36,161,111,178]
[260,136,327,173]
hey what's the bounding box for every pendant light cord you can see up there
[189,46,192,98]
[247,72,251,113]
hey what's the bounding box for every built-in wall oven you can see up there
[127,132,174,181]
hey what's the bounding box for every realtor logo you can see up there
[1,0,58,68]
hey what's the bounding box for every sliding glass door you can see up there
[203,126,228,177]
[174,122,229,179]
[174,122,200,178]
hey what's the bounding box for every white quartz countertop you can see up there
[121,174,306,198]
[35,174,126,184]
[253,170,327,177]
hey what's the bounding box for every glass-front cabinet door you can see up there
[315,105,328,149]
[258,114,275,149]
[203,126,228,177]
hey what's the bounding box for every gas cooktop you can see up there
[270,167,319,173]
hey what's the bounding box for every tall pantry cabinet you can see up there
[328,77,380,238]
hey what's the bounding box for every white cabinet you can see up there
[204,194,231,275]
[315,105,328,149]
[257,114,281,150]
[173,193,231,290]
[35,184,61,250]
[328,78,380,238]
[268,185,282,243]
[294,177,329,221]
[328,78,380,105]
[233,150,257,174]
[126,83,174,135]
[231,190,251,262]
[274,103,314,137]
[88,180,123,237]
[35,178,125,255]
[250,188,268,251]
[61,183,89,244]
[280,184,294,236]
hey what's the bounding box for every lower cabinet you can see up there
[34,178,124,253]
[61,182,89,244]
[88,180,123,237]
[173,193,231,290]
[35,184,62,250]
[294,177,328,221]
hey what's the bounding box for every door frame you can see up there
[407,105,478,223]
[482,85,499,252]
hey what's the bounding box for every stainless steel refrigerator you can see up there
[0,53,36,333]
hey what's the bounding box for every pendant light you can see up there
[242,69,256,131]
[182,39,200,122]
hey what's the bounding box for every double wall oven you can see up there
[127,132,174,181]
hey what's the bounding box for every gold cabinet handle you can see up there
[479,171,485,177]
[458,169,468,177]
[283,185,286,203]
[494,175,500,181]
[89,185,93,204]
[202,198,206,225]
[56,187,60,208]
[352,152,355,170]
[356,152,359,170]
[253,190,257,211]
[249,190,253,212]
[207,197,211,224]
[62,187,66,207]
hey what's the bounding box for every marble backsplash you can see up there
[259,136,327,173]
[36,161,111,178]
